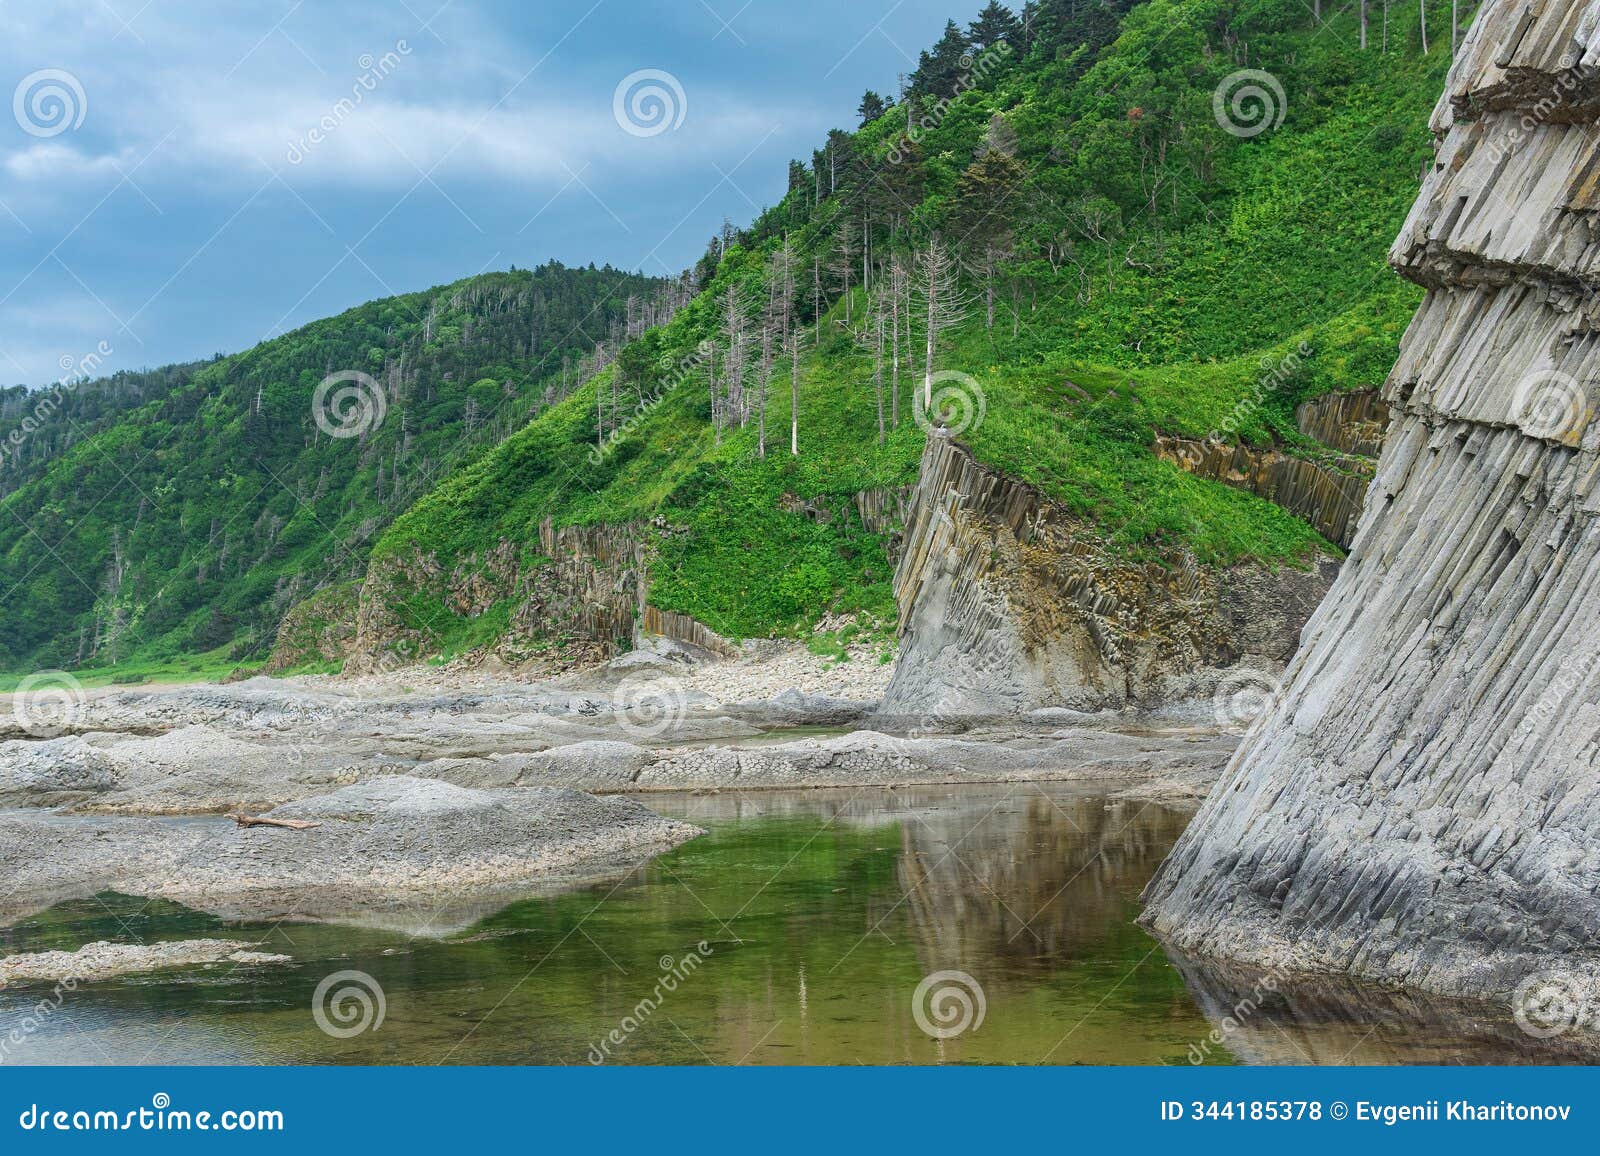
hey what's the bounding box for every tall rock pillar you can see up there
[1142,1,1600,1006]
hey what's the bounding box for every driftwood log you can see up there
[228,813,320,831]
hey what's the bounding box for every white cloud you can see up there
[3,142,130,182]
[2,3,780,197]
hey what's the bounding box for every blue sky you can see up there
[0,0,961,386]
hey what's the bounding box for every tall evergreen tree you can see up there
[969,1,1020,50]
[910,20,970,100]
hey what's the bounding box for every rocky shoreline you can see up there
[0,644,1244,935]
[0,940,292,987]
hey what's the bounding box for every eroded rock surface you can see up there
[1142,0,1600,1019]
[0,776,702,928]
[880,433,1338,720]
[0,940,290,987]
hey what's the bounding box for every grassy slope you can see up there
[370,0,1450,652]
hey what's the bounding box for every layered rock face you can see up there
[1154,390,1389,550]
[1142,0,1600,1007]
[344,521,643,673]
[1154,435,1373,549]
[879,433,1338,720]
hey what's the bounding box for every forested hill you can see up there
[1,0,1459,675]
[361,0,1455,660]
[0,263,674,669]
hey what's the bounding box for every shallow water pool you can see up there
[0,783,1571,1065]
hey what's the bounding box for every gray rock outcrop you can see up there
[0,776,702,928]
[879,433,1338,720]
[1142,0,1600,1022]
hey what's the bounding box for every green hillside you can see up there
[0,263,671,669]
[0,0,1460,674]
[366,0,1451,655]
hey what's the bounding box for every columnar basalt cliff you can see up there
[879,433,1338,720]
[345,521,645,673]
[332,511,816,671]
[1155,390,1390,550]
[1143,0,1600,1008]
[1153,435,1373,550]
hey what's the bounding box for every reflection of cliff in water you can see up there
[891,790,1190,970]
[1171,955,1600,1065]
[657,783,1192,970]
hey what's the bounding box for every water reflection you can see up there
[0,783,1588,1065]
[1169,955,1599,1065]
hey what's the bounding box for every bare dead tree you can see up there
[913,238,966,411]
[719,284,749,429]
[773,239,802,457]
[811,255,824,340]
[759,246,793,458]
[887,253,909,430]
[789,325,803,456]
[856,284,890,444]
[708,344,720,445]
[873,304,887,443]
[829,217,858,326]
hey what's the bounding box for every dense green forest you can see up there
[0,263,674,668]
[0,0,1461,673]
